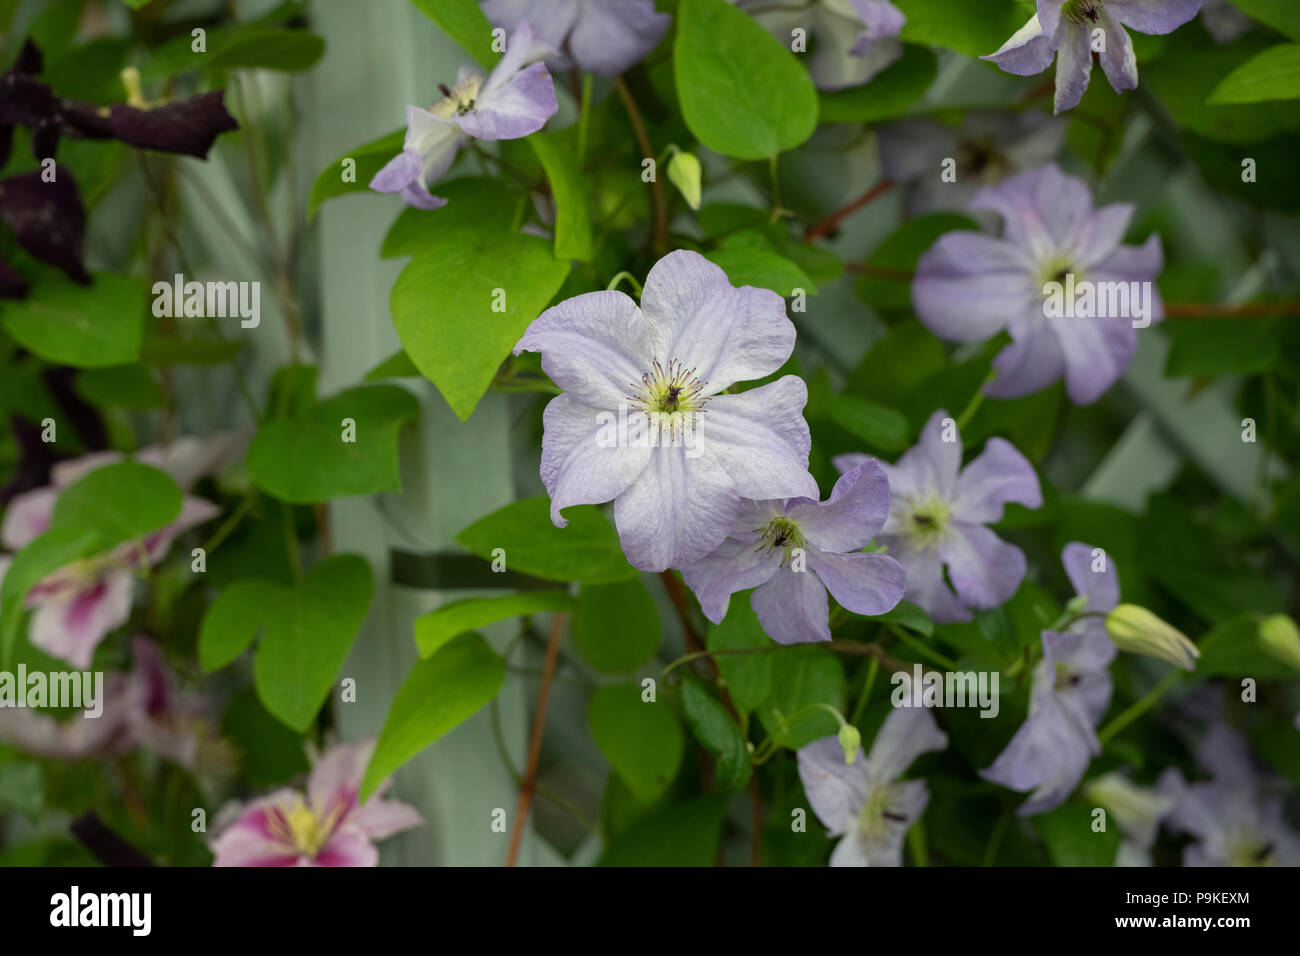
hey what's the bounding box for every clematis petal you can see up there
[701,377,817,502]
[514,289,653,408]
[1097,10,1140,95]
[951,437,1042,523]
[307,739,372,819]
[1053,22,1094,114]
[639,251,795,390]
[312,824,380,867]
[566,0,670,75]
[787,459,891,552]
[750,565,831,644]
[210,800,302,867]
[613,446,738,572]
[938,522,1027,611]
[912,231,1038,343]
[893,545,971,623]
[980,694,1095,815]
[1049,313,1137,405]
[982,14,1059,76]
[1107,0,1205,34]
[1061,540,1120,613]
[0,169,88,283]
[809,549,905,618]
[1069,202,1135,270]
[0,485,56,550]
[986,321,1067,400]
[458,62,557,140]
[349,797,423,841]
[865,702,948,784]
[538,394,651,526]
[28,568,135,669]
[796,734,871,835]
[680,536,781,624]
[896,409,963,499]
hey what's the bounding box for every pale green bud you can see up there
[1259,614,1300,671]
[838,724,861,765]
[666,150,703,210]
[1105,605,1200,671]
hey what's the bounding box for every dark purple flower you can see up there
[0,169,89,286]
[681,460,905,644]
[483,0,670,76]
[911,164,1164,405]
[61,91,239,160]
[835,410,1041,623]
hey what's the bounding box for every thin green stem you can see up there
[577,72,593,167]
[1097,670,1183,746]
[889,626,957,670]
[981,811,1010,867]
[850,657,879,726]
[605,271,644,297]
[955,372,997,431]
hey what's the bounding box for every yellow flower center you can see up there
[431,75,483,118]
[902,494,951,550]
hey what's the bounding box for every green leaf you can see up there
[51,461,183,552]
[1033,800,1120,866]
[597,795,728,866]
[681,679,751,793]
[253,555,374,731]
[389,228,569,420]
[140,332,244,366]
[855,214,977,309]
[572,578,661,673]
[74,364,164,410]
[1165,317,1279,377]
[246,384,418,503]
[0,759,42,820]
[363,349,421,381]
[1,273,144,368]
[819,44,937,123]
[456,496,636,585]
[408,0,498,68]
[705,231,815,296]
[361,633,505,799]
[380,177,524,257]
[1228,0,1300,42]
[198,579,279,672]
[529,132,594,262]
[755,645,845,750]
[414,591,575,658]
[845,318,948,403]
[208,29,326,72]
[865,600,934,637]
[307,128,405,221]
[706,600,774,715]
[588,683,684,804]
[1196,615,1297,679]
[896,0,1030,58]
[674,0,818,159]
[1208,43,1300,104]
[828,394,912,453]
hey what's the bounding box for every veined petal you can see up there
[938,522,1027,611]
[639,251,795,390]
[307,740,371,818]
[787,459,891,552]
[1097,11,1139,94]
[1070,202,1135,270]
[894,409,963,500]
[680,536,781,623]
[894,545,971,623]
[797,735,870,835]
[1049,313,1137,405]
[866,701,948,784]
[539,395,651,526]
[1053,22,1094,114]
[986,321,1067,399]
[514,290,653,408]
[809,549,905,617]
[312,824,380,867]
[912,232,1037,343]
[951,437,1042,524]
[750,566,831,644]
[459,62,557,141]
[1107,0,1205,35]
[701,377,816,502]
[28,568,134,669]
[982,14,1059,76]
[613,446,738,572]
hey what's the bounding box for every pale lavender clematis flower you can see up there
[1200,0,1252,43]
[370,22,557,209]
[978,541,1119,815]
[798,697,947,866]
[514,250,818,573]
[1083,772,1173,866]
[984,0,1204,113]
[912,164,1164,406]
[877,110,1066,217]
[210,740,422,867]
[981,627,1115,815]
[738,0,905,90]
[0,444,225,669]
[834,410,1041,623]
[681,460,905,644]
[1158,723,1300,866]
[482,0,669,76]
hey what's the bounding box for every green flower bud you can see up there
[1259,614,1300,671]
[838,724,861,765]
[666,150,703,210]
[1105,604,1200,671]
